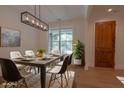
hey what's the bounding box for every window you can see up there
[48,28,73,54]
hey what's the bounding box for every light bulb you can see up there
[26,17,29,21]
[32,20,35,24]
[36,22,39,26]
[44,26,47,29]
[40,25,43,28]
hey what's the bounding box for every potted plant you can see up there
[36,49,46,58]
[72,40,85,65]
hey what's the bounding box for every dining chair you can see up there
[10,51,24,59]
[0,58,28,88]
[50,48,60,56]
[47,55,69,88]
[10,51,25,70]
[24,50,38,74]
[57,53,73,65]
[57,53,73,80]
[25,50,35,57]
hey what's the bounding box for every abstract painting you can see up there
[0,27,20,47]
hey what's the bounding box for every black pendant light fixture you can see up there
[21,5,49,31]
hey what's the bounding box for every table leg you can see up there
[40,66,46,88]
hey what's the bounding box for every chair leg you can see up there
[64,73,68,87]
[12,82,16,88]
[55,75,61,86]
[3,78,27,88]
[60,74,63,88]
[4,82,15,88]
[67,67,73,81]
[16,78,28,88]
[51,74,57,86]
[29,66,33,72]
[34,67,37,74]
[67,69,70,80]
[68,67,72,78]
[22,78,28,88]
[4,82,8,88]
[48,73,53,88]
[38,67,40,73]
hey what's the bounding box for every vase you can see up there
[74,59,81,65]
[36,52,44,58]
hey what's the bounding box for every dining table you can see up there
[13,55,64,88]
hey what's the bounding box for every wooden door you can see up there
[95,21,115,68]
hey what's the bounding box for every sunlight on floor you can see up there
[116,76,124,84]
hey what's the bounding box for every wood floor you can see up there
[71,66,124,88]
[0,66,124,88]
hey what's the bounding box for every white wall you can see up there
[86,6,124,69]
[0,6,41,58]
[39,17,86,50]
[0,6,41,75]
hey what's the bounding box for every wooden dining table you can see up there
[13,55,63,88]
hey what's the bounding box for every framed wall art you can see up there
[0,27,21,47]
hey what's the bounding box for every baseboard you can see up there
[115,64,124,70]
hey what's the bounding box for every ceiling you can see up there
[91,5,124,17]
[4,5,124,23]
[9,5,86,22]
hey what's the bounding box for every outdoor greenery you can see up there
[49,29,73,54]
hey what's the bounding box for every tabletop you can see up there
[13,55,63,67]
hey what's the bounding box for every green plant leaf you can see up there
[72,40,84,60]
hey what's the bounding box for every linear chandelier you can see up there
[21,6,49,31]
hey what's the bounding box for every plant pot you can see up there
[74,59,81,65]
